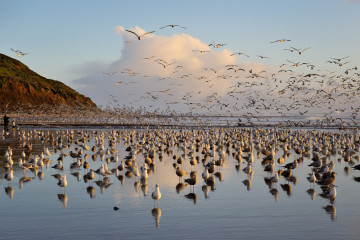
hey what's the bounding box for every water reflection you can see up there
[19,176,34,189]
[242,179,251,191]
[1,126,360,234]
[269,188,279,201]
[280,184,292,196]
[306,188,316,200]
[323,205,336,220]
[57,194,68,209]
[95,177,112,194]
[134,181,140,193]
[202,185,209,199]
[87,186,95,199]
[71,171,82,182]
[176,183,187,194]
[185,192,197,204]
[151,207,161,227]
[5,186,14,199]
[37,171,44,180]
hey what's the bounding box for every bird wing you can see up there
[140,31,155,37]
[125,30,140,38]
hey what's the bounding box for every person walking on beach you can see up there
[3,114,10,131]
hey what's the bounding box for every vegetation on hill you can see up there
[0,53,96,111]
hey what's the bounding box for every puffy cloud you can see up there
[71,26,286,114]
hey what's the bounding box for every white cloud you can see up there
[72,26,354,117]
[72,26,247,110]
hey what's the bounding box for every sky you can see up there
[1,0,360,117]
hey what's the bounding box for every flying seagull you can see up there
[103,71,117,76]
[159,24,186,29]
[125,29,155,40]
[270,39,291,43]
[11,48,28,57]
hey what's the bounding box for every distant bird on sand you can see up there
[125,29,155,40]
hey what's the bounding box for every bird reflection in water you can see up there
[5,186,14,199]
[95,177,112,194]
[264,177,274,189]
[37,171,44,180]
[57,194,68,209]
[117,175,125,185]
[242,179,251,191]
[269,188,279,201]
[323,205,336,220]
[151,207,161,228]
[134,181,141,193]
[306,188,316,200]
[280,184,292,196]
[176,183,187,194]
[87,186,95,199]
[141,183,148,197]
[202,185,209,199]
[205,176,216,191]
[288,176,297,185]
[19,175,34,189]
[71,171,82,182]
[214,171,223,182]
[185,192,197,204]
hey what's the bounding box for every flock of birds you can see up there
[2,125,360,224]
[9,24,360,129]
[97,24,360,127]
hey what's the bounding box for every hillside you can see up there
[0,53,96,111]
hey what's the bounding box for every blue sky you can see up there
[1,0,360,114]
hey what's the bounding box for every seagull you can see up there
[151,184,161,207]
[307,172,317,187]
[209,41,227,48]
[115,81,128,86]
[270,39,291,43]
[103,71,117,76]
[320,184,337,201]
[192,50,211,54]
[331,56,349,62]
[58,175,68,192]
[125,29,155,40]
[291,47,311,55]
[159,24,186,29]
[230,52,249,57]
[11,48,28,57]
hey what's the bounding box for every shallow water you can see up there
[1,127,360,240]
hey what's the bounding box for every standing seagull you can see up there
[58,175,68,193]
[125,29,155,40]
[152,184,161,207]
